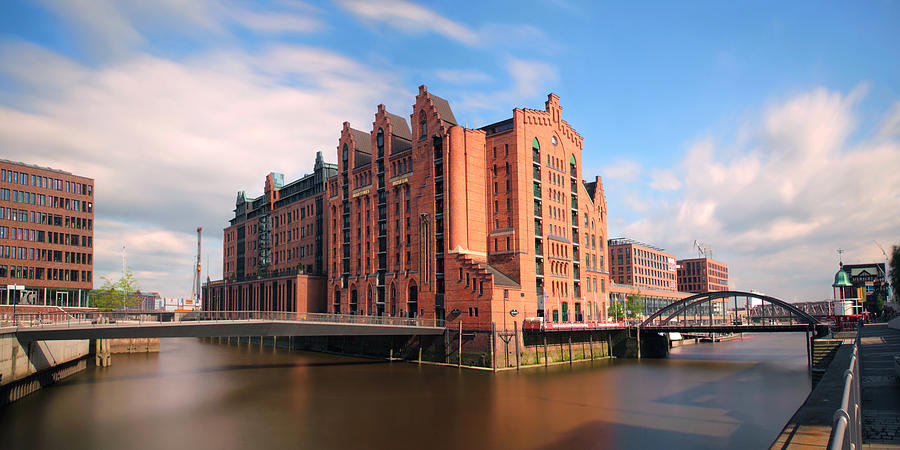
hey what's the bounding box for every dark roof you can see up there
[350,128,372,168]
[584,181,597,199]
[392,136,412,155]
[385,112,412,140]
[430,94,457,126]
[350,128,372,153]
[479,263,520,287]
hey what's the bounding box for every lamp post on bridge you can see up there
[7,284,25,324]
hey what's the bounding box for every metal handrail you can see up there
[1,310,445,330]
[826,327,862,450]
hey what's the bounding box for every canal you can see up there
[0,333,810,449]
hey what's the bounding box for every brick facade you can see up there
[0,159,94,307]
[607,238,678,291]
[676,257,729,293]
[206,86,612,330]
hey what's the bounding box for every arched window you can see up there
[419,111,427,140]
[570,154,577,178]
[377,128,384,157]
[342,144,348,163]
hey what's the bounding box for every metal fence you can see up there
[827,328,862,450]
[0,310,445,330]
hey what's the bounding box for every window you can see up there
[419,111,427,140]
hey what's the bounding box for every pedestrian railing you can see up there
[1,310,444,330]
[826,328,862,450]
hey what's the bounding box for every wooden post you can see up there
[418,345,422,365]
[458,321,462,368]
[491,322,497,372]
[514,321,520,370]
[444,329,450,364]
[636,326,641,359]
[568,334,573,364]
[543,334,548,367]
[589,332,594,360]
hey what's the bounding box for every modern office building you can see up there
[676,257,729,293]
[205,86,612,329]
[0,159,94,307]
[607,238,678,291]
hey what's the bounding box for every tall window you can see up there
[419,111,427,140]
[377,128,384,157]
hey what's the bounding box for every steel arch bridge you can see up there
[638,290,828,336]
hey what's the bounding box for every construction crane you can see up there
[693,240,714,259]
[191,227,202,300]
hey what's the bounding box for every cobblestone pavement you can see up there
[860,324,900,447]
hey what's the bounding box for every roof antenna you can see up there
[837,248,844,266]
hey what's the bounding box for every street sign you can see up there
[509,309,519,317]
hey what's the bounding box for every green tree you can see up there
[890,245,900,302]
[91,268,141,311]
[608,301,626,320]
[625,294,645,319]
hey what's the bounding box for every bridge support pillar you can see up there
[94,339,111,367]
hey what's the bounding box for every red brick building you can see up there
[206,86,612,330]
[607,238,677,291]
[0,159,94,307]
[204,152,336,312]
[676,257,729,293]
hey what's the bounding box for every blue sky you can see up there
[1,0,898,300]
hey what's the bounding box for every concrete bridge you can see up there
[3,311,446,342]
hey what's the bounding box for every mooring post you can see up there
[568,334,573,364]
[636,325,641,359]
[491,322,497,372]
[589,332,594,360]
[543,334,549,367]
[458,321,462,368]
[514,321,520,370]
[444,329,450,364]
[418,345,422,365]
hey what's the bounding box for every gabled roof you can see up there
[479,263,520,288]
[430,94,457,126]
[385,112,412,140]
[350,128,372,168]
[349,128,372,153]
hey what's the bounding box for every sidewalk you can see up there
[860,323,900,448]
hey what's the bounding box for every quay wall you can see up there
[207,326,627,370]
[0,330,90,406]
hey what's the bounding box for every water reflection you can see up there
[0,333,810,450]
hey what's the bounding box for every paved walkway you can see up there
[860,323,900,448]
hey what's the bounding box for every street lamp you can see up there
[7,284,24,325]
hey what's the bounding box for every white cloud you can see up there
[649,169,682,191]
[456,57,559,110]
[0,39,405,297]
[34,0,323,57]
[601,159,641,182]
[336,0,478,45]
[618,85,900,300]
[336,0,556,51]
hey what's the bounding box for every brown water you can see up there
[0,333,810,450]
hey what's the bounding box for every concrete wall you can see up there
[0,332,89,386]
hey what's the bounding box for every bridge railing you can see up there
[1,310,445,330]
[826,327,862,450]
